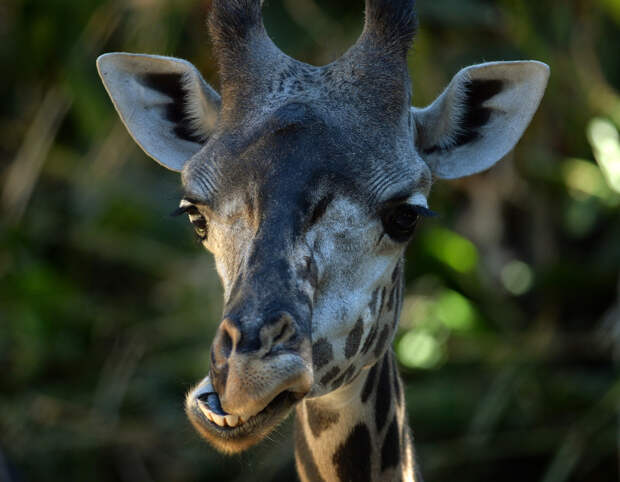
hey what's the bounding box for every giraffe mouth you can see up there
[198,389,296,429]
[185,376,302,453]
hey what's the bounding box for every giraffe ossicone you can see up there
[97,0,549,479]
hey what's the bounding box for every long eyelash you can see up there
[171,199,200,217]
[170,206,189,217]
[414,206,439,218]
[172,199,209,241]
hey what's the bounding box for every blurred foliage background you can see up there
[1,0,619,481]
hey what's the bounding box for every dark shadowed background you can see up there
[1,0,619,481]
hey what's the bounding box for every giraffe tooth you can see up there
[198,402,214,422]
[212,413,226,427]
[225,414,239,427]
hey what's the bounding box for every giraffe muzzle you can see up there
[185,312,313,453]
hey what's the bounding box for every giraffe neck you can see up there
[294,350,421,482]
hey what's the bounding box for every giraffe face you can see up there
[180,114,433,452]
[97,0,549,461]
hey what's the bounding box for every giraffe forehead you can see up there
[182,99,431,206]
[185,158,431,224]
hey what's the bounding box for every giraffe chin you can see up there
[185,384,301,454]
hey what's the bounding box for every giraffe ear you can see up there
[97,53,221,172]
[412,61,549,179]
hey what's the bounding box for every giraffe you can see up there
[96,0,549,480]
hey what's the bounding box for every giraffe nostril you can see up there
[220,328,233,359]
[273,324,288,346]
[213,318,238,363]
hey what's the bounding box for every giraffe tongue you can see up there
[196,377,229,416]
[199,393,228,416]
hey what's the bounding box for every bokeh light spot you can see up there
[397,331,443,369]
[435,289,478,331]
[423,228,478,274]
[562,158,611,201]
[587,118,620,194]
[501,260,534,296]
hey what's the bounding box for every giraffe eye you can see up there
[172,202,209,241]
[190,214,208,240]
[382,204,420,242]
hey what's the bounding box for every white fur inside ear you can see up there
[416,71,472,154]
[181,70,220,143]
[413,60,550,180]
[97,53,221,172]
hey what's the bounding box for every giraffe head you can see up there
[97,0,548,454]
